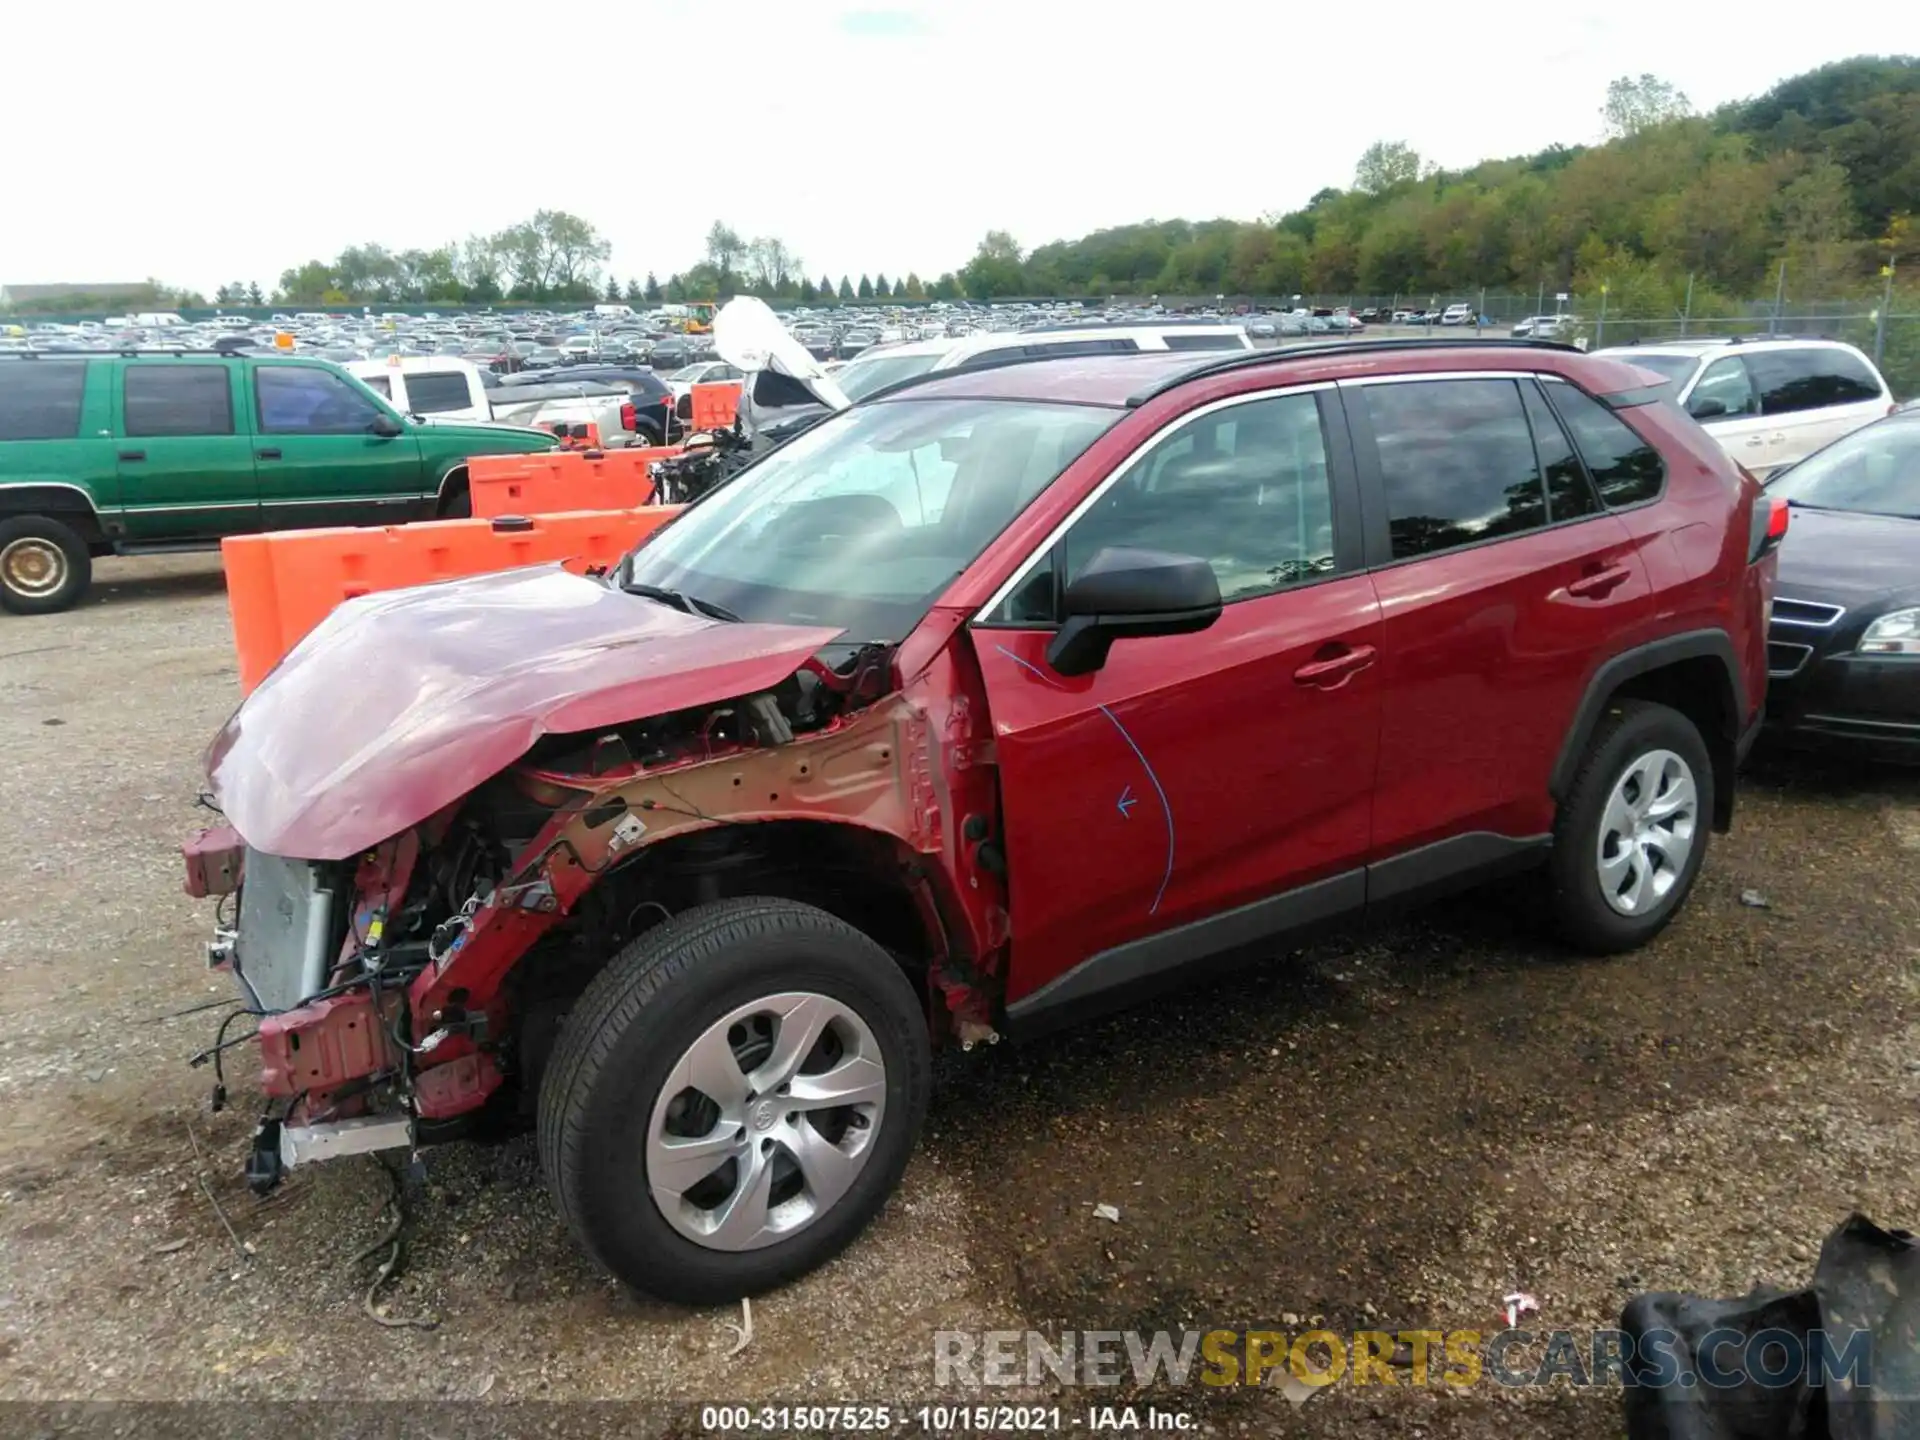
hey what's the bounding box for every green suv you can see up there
[0,350,557,614]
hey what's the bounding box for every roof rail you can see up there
[1125,336,1581,405]
[0,347,252,359]
[844,335,1582,411]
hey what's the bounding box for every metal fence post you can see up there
[1877,262,1895,366]
[1681,272,1693,337]
[1596,285,1608,348]
[1770,260,1787,336]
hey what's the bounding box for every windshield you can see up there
[1767,419,1920,519]
[625,397,1115,643]
[834,351,943,401]
[666,365,706,382]
[1614,353,1698,393]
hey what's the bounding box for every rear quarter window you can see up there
[1544,383,1666,507]
[0,360,88,440]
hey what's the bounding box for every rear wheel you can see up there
[0,516,92,615]
[1549,700,1713,953]
[538,898,929,1304]
[436,475,472,520]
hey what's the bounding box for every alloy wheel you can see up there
[646,991,887,1252]
[1596,748,1698,916]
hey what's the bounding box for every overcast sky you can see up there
[3,2,1915,294]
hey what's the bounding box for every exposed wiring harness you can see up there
[354,1158,437,1331]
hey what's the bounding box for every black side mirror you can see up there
[1688,396,1728,421]
[369,414,404,438]
[1045,546,1222,676]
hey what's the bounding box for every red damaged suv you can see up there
[185,340,1777,1303]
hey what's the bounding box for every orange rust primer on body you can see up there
[407,650,1012,1051]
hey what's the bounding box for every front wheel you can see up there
[537,898,930,1305]
[1548,699,1713,954]
[0,515,92,615]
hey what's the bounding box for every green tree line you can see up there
[961,58,1919,312]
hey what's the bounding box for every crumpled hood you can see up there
[208,565,842,860]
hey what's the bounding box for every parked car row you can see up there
[0,349,557,613]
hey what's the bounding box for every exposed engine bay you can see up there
[186,629,999,1192]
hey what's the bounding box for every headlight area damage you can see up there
[181,564,1006,1192]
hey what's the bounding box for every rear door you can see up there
[1346,374,1654,860]
[1745,346,1891,470]
[251,362,425,529]
[114,361,258,541]
[972,387,1382,1010]
[0,359,119,519]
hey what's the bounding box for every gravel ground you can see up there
[2,554,1916,1437]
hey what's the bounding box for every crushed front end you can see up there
[179,564,1006,1192]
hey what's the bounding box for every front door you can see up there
[1685,355,1777,474]
[114,362,259,542]
[971,387,1382,1013]
[251,363,425,530]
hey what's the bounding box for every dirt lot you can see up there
[2,554,1917,1436]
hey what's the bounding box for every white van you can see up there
[594,303,637,319]
[1602,337,1895,477]
[828,322,1255,403]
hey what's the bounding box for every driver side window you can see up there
[990,392,1336,624]
[256,366,387,435]
[1687,358,1759,422]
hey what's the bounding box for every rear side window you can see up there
[1746,348,1885,414]
[401,371,472,414]
[1520,382,1601,522]
[123,366,234,437]
[1031,339,1136,359]
[1161,332,1245,352]
[0,360,87,440]
[1545,384,1665,507]
[1364,378,1546,560]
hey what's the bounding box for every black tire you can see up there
[0,515,92,616]
[537,897,930,1305]
[1548,699,1714,954]
[436,480,472,520]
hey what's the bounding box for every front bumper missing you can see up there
[247,1114,415,1195]
[281,1115,415,1168]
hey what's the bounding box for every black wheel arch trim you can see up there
[0,484,108,543]
[1549,627,1746,828]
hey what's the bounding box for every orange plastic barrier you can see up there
[467,446,683,519]
[224,507,684,693]
[689,382,742,431]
